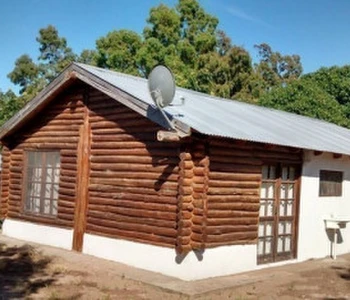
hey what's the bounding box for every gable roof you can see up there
[2,62,350,156]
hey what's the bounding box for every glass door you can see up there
[257,164,299,264]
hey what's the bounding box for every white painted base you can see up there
[83,233,257,281]
[2,219,73,250]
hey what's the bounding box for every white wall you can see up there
[298,151,350,260]
[2,219,73,250]
[83,233,257,281]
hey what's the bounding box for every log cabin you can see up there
[1,63,350,280]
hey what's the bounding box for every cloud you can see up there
[226,5,271,27]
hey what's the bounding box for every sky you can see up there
[1,0,350,93]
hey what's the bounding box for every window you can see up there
[319,170,343,197]
[24,151,60,216]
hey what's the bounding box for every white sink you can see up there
[324,216,350,259]
[324,217,350,229]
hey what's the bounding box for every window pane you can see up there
[24,151,60,217]
[289,167,295,181]
[319,170,343,197]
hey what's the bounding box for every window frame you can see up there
[319,169,343,197]
[22,150,61,218]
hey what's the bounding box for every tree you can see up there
[254,43,302,88]
[259,79,349,128]
[77,49,97,65]
[7,55,39,94]
[36,25,76,80]
[0,90,24,126]
[302,65,350,106]
[95,30,142,75]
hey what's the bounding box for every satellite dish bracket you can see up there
[148,65,190,141]
[150,88,176,131]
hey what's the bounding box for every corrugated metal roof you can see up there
[77,63,350,155]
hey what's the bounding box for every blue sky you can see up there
[1,0,350,93]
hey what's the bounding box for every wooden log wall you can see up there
[205,137,302,248]
[0,146,11,218]
[86,89,180,248]
[1,85,85,227]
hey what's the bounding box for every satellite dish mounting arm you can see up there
[150,89,176,131]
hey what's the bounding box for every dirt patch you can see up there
[0,238,350,299]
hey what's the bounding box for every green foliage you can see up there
[259,79,350,127]
[303,66,350,112]
[96,30,142,76]
[7,55,39,94]
[255,43,303,88]
[0,90,25,126]
[36,25,76,80]
[77,49,98,65]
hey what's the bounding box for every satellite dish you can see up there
[148,65,175,108]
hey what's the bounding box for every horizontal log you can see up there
[204,240,257,248]
[90,111,138,121]
[208,187,259,196]
[58,199,75,208]
[9,183,22,190]
[9,166,22,173]
[57,206,75,215]
[207,210,259,218]
[90,170,178,181]
[60,169,77,177]
[10,189,22,196]
[85,224,174,248]
[90,119,151,128]
[90,177,178,189]
[89,183,177,197]
[92,126,157,135]
[210,148,256,158]
[92,133,156,142]
[90,148,178,157]
[192,231,257,243]
[209,172,261,182]
[91,163,179,173]
[208,202,260,211]
[89,191,178,205]
[91,155,179,165]
[22,131,79,138]
[197,225,258,235]
[37,119,84,127]
[59,181,76,190]
[88,209,176,229]
[89,104,137,115]
[87,215,178,238]
[91,141,159,149]
[18,143,78,149]
[88,203,176,221]
[210,162,261,174]
[61,163,78,171]
[61,157,77,164]
[208,180,260,189]
[208,195,259,203]
[59,187,76,196]
[56,212,74,222]
[88,200,176,213]
[9,154,23,161]
[20,137,79,144]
